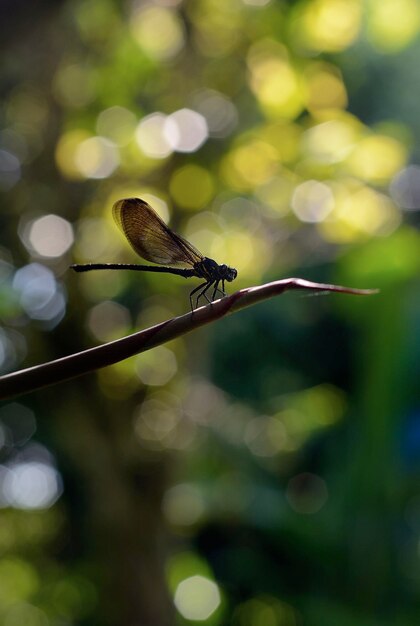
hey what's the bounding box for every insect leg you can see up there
[189,281,208,311]
[196,281,214,308]
[211,280,220,301]
[213,280,225,299]
[195,280,220,307]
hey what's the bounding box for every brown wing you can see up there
[112,198,204,267]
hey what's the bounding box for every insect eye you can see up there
[229,269,237,280]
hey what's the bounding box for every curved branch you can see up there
[0,278,378,400]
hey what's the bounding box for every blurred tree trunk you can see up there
[49,380,175,626]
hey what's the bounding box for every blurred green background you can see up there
[1,0,420,624]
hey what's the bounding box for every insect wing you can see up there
[112,198,203,267]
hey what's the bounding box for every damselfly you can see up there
[71,198,238,310]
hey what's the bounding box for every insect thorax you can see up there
[195,258,237,282]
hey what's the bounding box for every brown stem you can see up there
[0,278,378,400]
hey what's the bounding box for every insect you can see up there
[71,198,238,310]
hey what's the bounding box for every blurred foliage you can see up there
[1,0,420,624]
